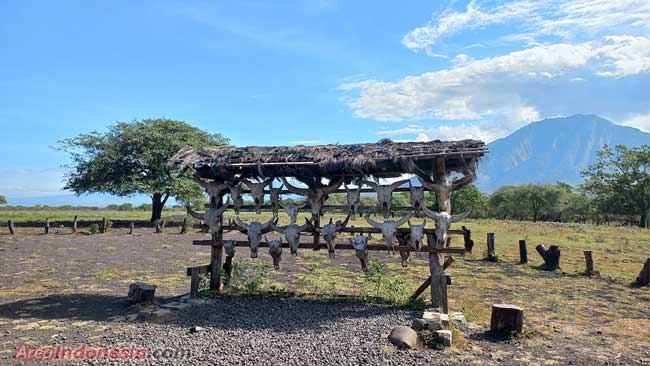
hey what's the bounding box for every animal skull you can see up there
[365,213,412,253]
[409,182,425,217]
[244,178,274,214]
[234,216,276,258]
[280,202,306,224]
[399,248,410,268]
[349,235,369,272]
[186,198,230,240]
[281,177,344,220]
[362,179,410,218]
[344,183,361,219]
[265,236,283,270]
[224,240,237,258]
[417,158,477,214]
[422,206,471,247]
[194,175,230,207]
[228,184,244,214]
[317,214,350,258]
[270,184,284,217]
[407,219,427,258]
[271,218,312,256]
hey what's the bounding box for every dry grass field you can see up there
[0,212,648,364]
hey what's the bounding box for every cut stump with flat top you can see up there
[636,258,650,285]
[128,282,157,305]
[490,304,523,335]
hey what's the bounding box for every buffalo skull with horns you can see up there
[186,198,231,241]
[361,179,410,218]
[408,182,425,217]
[422,206,472,248]
[234,216,277,258]
[243,178,274,214]
[224,239,237,258]
[349,235,370,272]
[317,214,350,258]
[365,212,412,254]
[281,177,344,220]
[344,183,362,219]
[271,218,312,256]
[228,184,244,214]
[194,175,232,207]
[417,159,476,214]
[264,236,283,270]
[280,202,306,224]
[269,184,284,217]
[407,219,427,258]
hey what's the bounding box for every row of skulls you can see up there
[187,159,476,272]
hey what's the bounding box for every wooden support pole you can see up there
[636,258,650,286]
[427,232,448,313]
[535,244,561,271]
[180,217,188,234]
[209,214,224,291]
[518,240,528,264]
[156,220,166,234]
[461,226,474,253]
[8,220,15,235]
[100,218,107,234]
[583,250,599,277]
[129,221,134,235]
[486,232,496,261]
[223,256,233,281]
[187,265,210,298]
[44,218,50,234]
[312,216,321,251]
[72,215,78,233]
[410,256,454,300]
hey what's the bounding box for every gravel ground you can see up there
[100,296,433,366]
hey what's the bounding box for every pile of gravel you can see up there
[102,296,442,365]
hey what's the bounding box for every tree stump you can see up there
[636,258,650,286]
[535,244,561,271]
[72,215,78,233]
[8,220,15,235]
[129,221,134,235]
[486,232,497,261]
[128,282,156,305]
[180,217,188,234]
[518,240,528,264]
[583,250,600,277]
[155,220,166,234]
[44,218,50,234]
[461,226,474,253]
[490,304,524,335]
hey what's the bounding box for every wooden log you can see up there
[100,218,107,234]
[636,258,650,286]
[583,250,599,277]
[410,257,454,300]
[490,304,524,334]
[486,232,496,261]
[129,221,134,235]
[180,217,188,234]
[72,215,78,233]
[427,232,448,313]
[221,224,466,236]
[187,265,210,298]
[44,218,50,234]
[461,226,474,253]
[312,216,321,251]
[128,282,156,305]
[7,220,15,235]
[519,240,528,264]
[210,245,223,291]
[535,244,561,271]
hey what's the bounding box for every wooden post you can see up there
[535,244,561,271]
[72,215,78,233]
[583,250,598,276]
[490,304,524,334]
[100,218,107,234]
[129,221,134,235]
[427,232,448,313]
[44,218,50,234]
[461,225,474,253]
[518,240,527,264]
[312,216,321,251]
[180,217,188,234]
[156,220,166,234]
[209,214,224,291]
[8,220,15,235]
[636,258,650,286]
[410,256,454,300]
[486,232,496,261]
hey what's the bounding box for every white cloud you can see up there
[0,168,67,197]
[619,113,650,132]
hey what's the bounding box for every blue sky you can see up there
[1,0,648,205]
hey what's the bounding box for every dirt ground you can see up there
[0,226,648,365]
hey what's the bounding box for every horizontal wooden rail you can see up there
[191,239,466,255]
[220,224,465,236]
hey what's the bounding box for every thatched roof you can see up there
[167,139,486,181]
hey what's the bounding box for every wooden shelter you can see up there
[167,138,487,313]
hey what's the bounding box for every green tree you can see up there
[0,195,6,205]
[57,119,229,222]
[581,144,650,228]
[451,184,489,218]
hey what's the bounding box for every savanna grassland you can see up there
[0,211,648,365]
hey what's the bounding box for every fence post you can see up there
[518,240,527,264]
[486,233,496,261]
[180,217,188,234]
[129,221,134,235]
[583,250,596,276]
[100,218,107,234]
[72,215,78,233]
[44,218,50,234]
[636,258,650,285]
[8,220,16,235]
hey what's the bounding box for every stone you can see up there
[137,308,171,321]
[125,314,138,321]
[450,312,465,323]
[411,319,428,331]
[187,298,210,306]
[128,282,156,305]
[179,293,192,303]
[160,301,191,311]
[190,326,205,333]
[387,326,418,349]
[435,330,453,347]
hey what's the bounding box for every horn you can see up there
[322,176,344,194]
[234,216,248,230]
[416,176,435,190]
[395,212,412,227]
[451,206,472,223]
[364,215,382,229]
[186,207,205,221]
[422,206,443,220]
[261,216,275,230]
[389,178,409,190]
[270,223,285,234]
[338,214,350,229]
[281,177,309,196]
[361,180,377,189]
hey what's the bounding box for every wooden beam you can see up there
[220,224,465,236]
[410,257,454,300]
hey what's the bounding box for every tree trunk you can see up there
[150,192,169,223]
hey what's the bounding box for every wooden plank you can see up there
[186,264,211,276]
[427,230,448,313]
[410,257,454,300]
[220,224,464,236]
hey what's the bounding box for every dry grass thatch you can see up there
[166,139,486,180]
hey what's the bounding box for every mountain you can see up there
[476,114,650,193]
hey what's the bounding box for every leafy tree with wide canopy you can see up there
[0,195,7,205]
[58,119,229,222]
[581,144,650,228]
